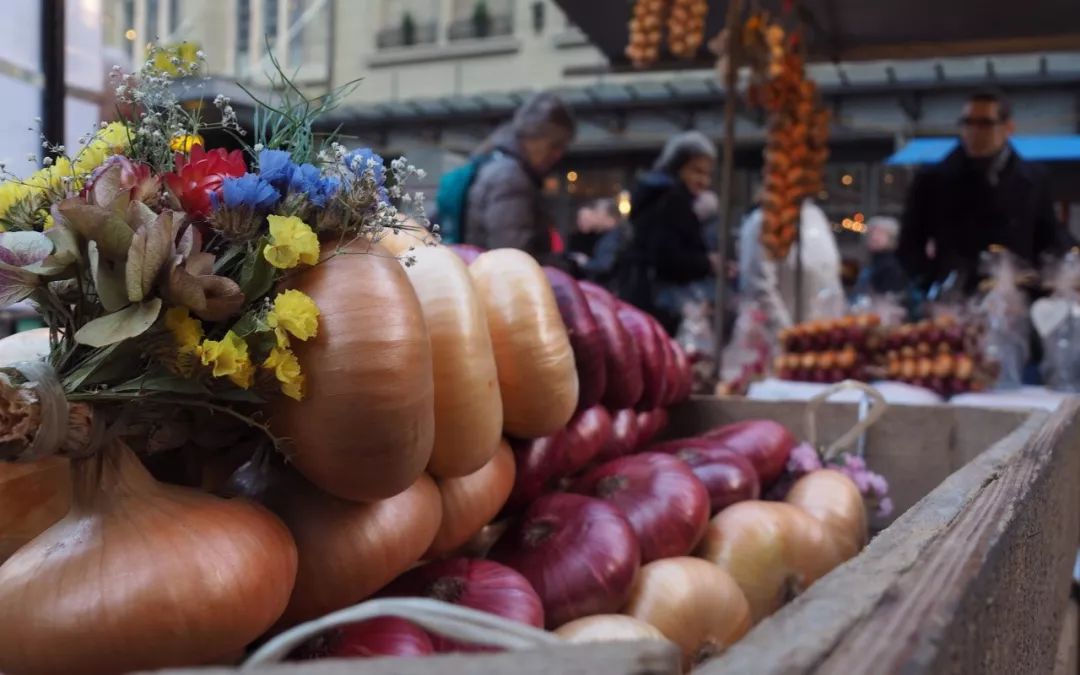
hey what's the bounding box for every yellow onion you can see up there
[785,468,867,558]
[271,241,434,502]
[426,440,515,558]
[0,441,298,675]
[0,459,71,562]
[624,557,751,670]
[259,469,443,627]
[402,245,502,477]
[375,218,438,256]
[554,614,669,643]
[469,249,578,438]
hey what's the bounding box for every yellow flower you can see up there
[28,157,74,194]
[267,289,320,342]
[164,306,204,353]
[0,181,31,220]
[74,122,130,176]
[263,215,320,269]
[196,331,254,389]
[170,133,204,153]
[263,346,305,401]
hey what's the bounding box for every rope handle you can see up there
[804,380,888,462]
[243,598,563,667]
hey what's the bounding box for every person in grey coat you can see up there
[464,93,576,263]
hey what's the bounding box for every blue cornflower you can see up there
[289,163,341,208]
[213,173,280,211]
[258,148,298,188]
[344,148,385,185]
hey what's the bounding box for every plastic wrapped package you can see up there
[1033,251,1080,392]
[977,250,1030,390]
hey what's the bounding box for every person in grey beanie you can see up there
[464,92,576,263]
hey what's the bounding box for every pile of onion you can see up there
[402,245,502,478]
[291,617,434,660]
[580,286,644,409]
[617,303,667,410]
[555,615,668,644]
[544,267,607,411]
[596,408,640,463]
[271,240,434,502]
[426,441,515,559]
[703,419,797,486]
[649,437,760,513]
[0,441,298,674]
[470,249,579,438]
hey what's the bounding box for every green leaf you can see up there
[125,213,172,302]
[213,243,245,274]
[74,298,162,348]
[238,240,276,301]
[63,343,120,391]
[111,372,211,395]
[88,241,129,312]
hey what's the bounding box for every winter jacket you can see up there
[464,142,551,260]
[898,144,1071,291]
[855,251,909,296]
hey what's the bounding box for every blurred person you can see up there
[446,92,575,264]
[855,216,909,295]
[620,131,718,333]
[570,198,630,287]
[898,90,1072,292]
[738,198,844,333]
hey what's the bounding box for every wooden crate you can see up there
[149,398,1080,675]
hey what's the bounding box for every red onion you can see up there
[448,244,484,265]
[702,420,797,487]
[583,293,644,410]
[669,340,693,403]
[636,408,669,449]
[649,438,760,513]
[490,493,640,629]
[596,409,640,463]
[644,315,677,407]
[617,305,666,410]
[291,617,433,660]
[577,280,614,304]
[572,453,709,563]
[382,558,543,652]
[544,268,607,411]
[507,406,612,509]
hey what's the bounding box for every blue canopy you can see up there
[886,135,1080,165]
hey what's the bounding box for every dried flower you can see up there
[267,289,320,342]
[164,306,203,353]
[197,330,254,389]
[263,215,319,269]
[263,346,305,401]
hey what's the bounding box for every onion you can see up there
[544,267,607,411]
[490,493,640,628]
[646,316,677,407]
[624,557,751,670]
[596,408,640,463]
[554,615,668,643]
[618,304,666,410]
[403,245,502,478]
[507,405,613,509]
[470,249,579,438]
[0,459,71,562]
[572,453,709,562]
[649,438,760,514]
[785,469,867,558]
[449,243,485,265]
[427,441,515,559]
[291,617,434,660]
[636,408,669,448]
[669,339,693,403]
[383,558,544,651]
[376,223,438,255]
[254,466,443,627]
[583,293,644,410]
[0,441,298,674]
[271,240,434,502]
[698,501,847,622]
[703,420,796,486]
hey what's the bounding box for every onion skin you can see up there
[426,441,515,559]
[584,293,644,410]
[470,249,579,438]
[507,405,613,509]
[596,408,640,463]
[404,245,503,478]
[636,408,669,449]
[271,241,435,502]
[544,267,607,412]
[0,442,298,675]
[449,244,485,265]
[573,453,709,562]
[555,615,668,643]
[785,469,867,558]
[383,558,544,652]
[0,459,71,562]
[260,470,443,627]
[698,501,847,623]
[649,438,760,514]
[618,305,666,410]
[490,493,640,629]
[703,420,797,487]
[292,617,434,660]
[624,557,751,670]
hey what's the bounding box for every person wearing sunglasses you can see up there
[897,90,1072,294]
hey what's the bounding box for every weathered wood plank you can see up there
[1051,598,1077,675]
[142,641,681,675]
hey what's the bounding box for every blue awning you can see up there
[886,135,1080,165]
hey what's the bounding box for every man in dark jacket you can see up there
[898,91,1071,292]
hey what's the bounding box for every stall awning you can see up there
[886,136,1080,165]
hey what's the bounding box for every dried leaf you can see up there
[88,241,129,312]
[25,222,80,276]
[125,213,173,302]
[74,298,162,348]
[195,276,245,322]
[186,252,215,277]
[57,198,134,260]
[126,200,158,233]
[0,264,38,308]
[0,231,53,266]
[91,162,124,206]
[175,219,201,259]
[162,263,209,313]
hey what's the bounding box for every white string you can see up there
[243,598,563,667]
[11,361,68,462]
[804,380,888,461]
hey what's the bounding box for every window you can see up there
[233,0,331,82]
[448,0,514,41]
[264,0,280,50]
[236,0,251,77]
[377,0,439,49]
[145,0,159,41]
[284,0,331,81]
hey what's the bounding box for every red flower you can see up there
[165,144,246,219]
